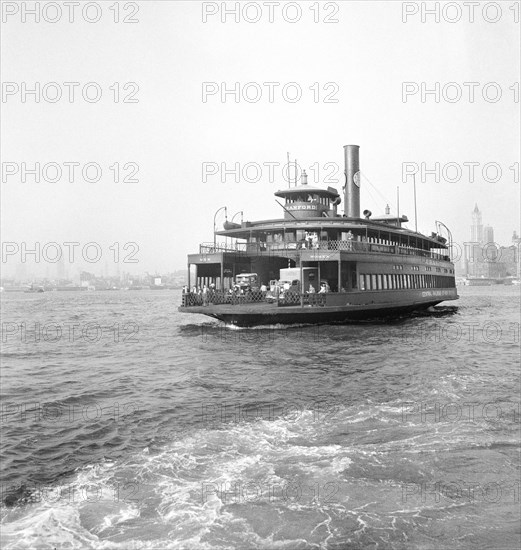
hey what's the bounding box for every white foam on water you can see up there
[1,505,98,549]
[3,396,508,549]
[1,410,359,548]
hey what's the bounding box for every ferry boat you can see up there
[24,284,44,293]
[463,277,513,286]
[179,145,458,326]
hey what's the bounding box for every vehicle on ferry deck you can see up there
[233,273,259,294]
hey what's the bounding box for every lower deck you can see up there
[188,249,455,294]
[179,287,459,326]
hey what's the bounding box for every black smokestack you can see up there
[344,145,360,218]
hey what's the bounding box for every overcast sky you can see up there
[1,0,519,277]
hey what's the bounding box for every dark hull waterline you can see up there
[179,300,446,327]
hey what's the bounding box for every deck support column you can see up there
[220,260,224,291]
[187,263,191,289]
[338,259,342,291]
[300,261,304,306]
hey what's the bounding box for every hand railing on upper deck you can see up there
[199,242,248,254]
[199,240,450,261]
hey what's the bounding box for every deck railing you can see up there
[199,242,248,254]
[180,289,326,308]
[181,289,267,307]
[199,240,449,261]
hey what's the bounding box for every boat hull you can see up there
[179,289,459,327]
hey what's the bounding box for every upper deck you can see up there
[214,216,449,257]
[198,238,450,263]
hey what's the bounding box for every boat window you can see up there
[371,274,377,290]
[377,274,382,290]
[382,275,388,290]
[360,274,365,290]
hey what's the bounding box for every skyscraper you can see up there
[463,205,500,277]
[483,225,494,245]
[470,204,483,242]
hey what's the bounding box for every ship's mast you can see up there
[396,186,400,227]
[413,174,418,233]
[287,152,291,187]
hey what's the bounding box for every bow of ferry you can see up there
[179,145,458,326]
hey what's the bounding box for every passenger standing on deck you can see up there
[202,285,208,306]
[346,230,354,250]
[308,283,316,305]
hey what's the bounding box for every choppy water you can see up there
[0,286,519,549]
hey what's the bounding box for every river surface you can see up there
[0,286,519,549]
